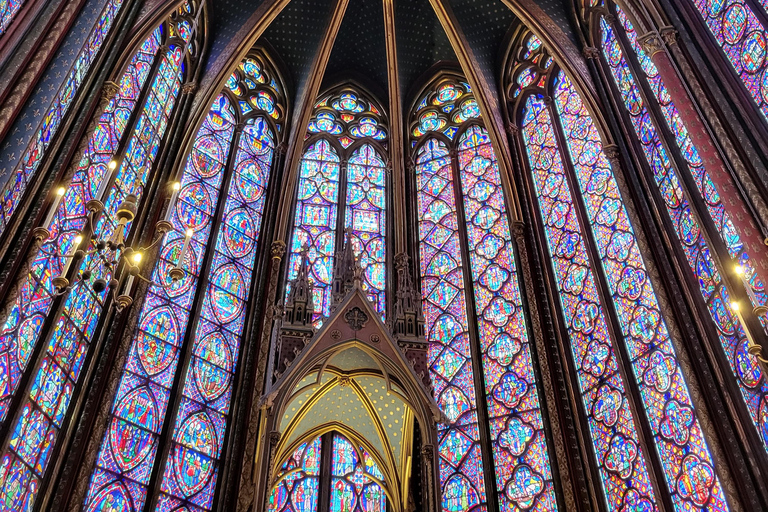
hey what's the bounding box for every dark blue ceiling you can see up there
[203,0,578,109]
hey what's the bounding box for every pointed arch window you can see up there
[685,0,768,120]
[0,6,201,508]
[267,432,387,512]
[411,76,557,512]
[591,1,768,453]
[507,30,729,511]
[0,0,131,232]
[82,52,285,512]
[286,88,389,323]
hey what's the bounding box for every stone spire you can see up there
[332,227,363,309]
[392,253,425,341]
[284,245,314,327]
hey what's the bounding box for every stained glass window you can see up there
[688,0,768,120]
[267,434,387,512]
[553,71,729,511]
[601,8,768,449]
[287,88,388,323]
[83,94,236,512]
[83,50,283,512]
[0,9,196,506]
[521,92,658,511]
[330,434,386,512]
[0,0,127,233]
[268,438,322,512]
[0,0,25,35]
[413,78,556,512]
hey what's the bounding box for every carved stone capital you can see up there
[511,221,525,241]
[582,46,600,60]
[394,251,410,269]
[276,141,288,155]
[505,122,519,136]
[421,444,434,460]
[269,430,281,446]
[182,81,198,94]
[603,144,621,163]
[639,32,665,56]
[660,26,679,46]
[543,96,553,106]
[101,81,120,101]
[271,240,286,259]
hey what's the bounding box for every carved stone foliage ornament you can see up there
[344,306,369,331]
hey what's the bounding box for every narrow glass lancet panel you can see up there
[267,437,322,512]
[602,16,768,448]
[287,140,341,323]
[688,0,768,120]
[344,144,387,316]
[0,28,161,424]
[157,117,275,510]
[0,45,183,512]
[522,93,659,511]
[329,434,386,512]
[416,138,488,512]
[554,73,729,512]
[0,0,126,232]
[82,95,236,512]
[0,0,25,35]
[458,126,557,511]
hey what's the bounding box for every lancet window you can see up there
[507,29,728,511]
[585,0,768,454]
[0,0,131,232]
[268,432,388,512]
[80,51,285,512]
[411,75,557,512]
[286,88,389,323]
[0,6,201,509]
[684,0,768,120]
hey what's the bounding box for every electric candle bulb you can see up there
[43,187,66,229]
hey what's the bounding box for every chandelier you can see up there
[38,159,187,312]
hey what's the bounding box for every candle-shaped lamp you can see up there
[165,181,181,222]
[170,228,194,281]
[52,234,83,290]
[735,264,764,314]
[43,187,66,229]
[95,159,118,202]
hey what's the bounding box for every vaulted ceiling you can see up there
[201,0,580,112]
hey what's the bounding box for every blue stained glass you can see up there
[521,92,659,511]
[0,33,186,512]
[329,434,386,512]
[82,94,235,512]
[287,140,340,323]
[459,126,557,512]
[0,0,127,233]
[156,116,274,510]
[553,71,729,512]
[0,0,24,35]
[268,437,322,512]
[416,138,488,512]
[344,144,387,316]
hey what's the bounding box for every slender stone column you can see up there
[639,31,768,285]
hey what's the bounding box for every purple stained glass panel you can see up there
[689,0,768,120]
[329,434,386,512]
[0,0,126,232]
[267,437,322,512]
[344,144,387,317]
[608,10,768,448]
[287,140,340,323]
[416,138,488,512]
[0,38,185,512]
[0,27,161,425]
[156,116,274,510]
[458,126,557,512]
[82,94,235,512]
[0,0,24,35]
[554,71,729,512]
[522,93,659,511]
